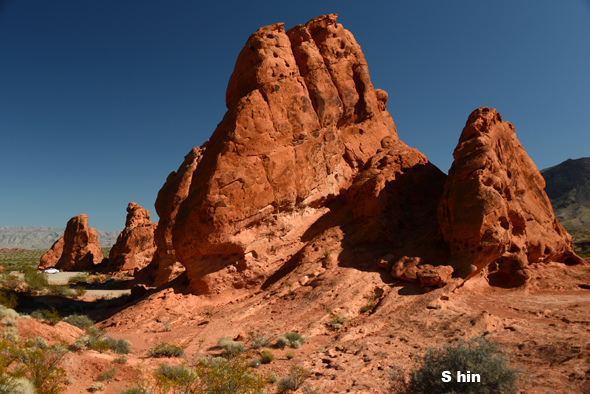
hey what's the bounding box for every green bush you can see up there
[278,364,311,393]
[276,332,305,349]
[98,366,117,381]
[123,357,266,393]
[0,291,18,309]
[193,356,266,393]
[146,342,184,358]
[67,273,90,284]
[47,285,74,297]
[0,306,20,320]
[31,308,61,326]
[88,382,104,392]
[62,314,94,330]
[260,350,274,364]
[71,327,131,355]
[113,356,127,364]
[218,337,244,358]
[398,337,520,394]
[23,269,48,291]
[247,329,271,349]
[12,342,69,394]
[247,359,261,368]
[74,286,87,297]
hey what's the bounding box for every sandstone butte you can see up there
[136,14,584,295]
[106,202,157,275]
[38,214,103,271]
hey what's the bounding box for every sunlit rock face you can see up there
[438,107,584,287]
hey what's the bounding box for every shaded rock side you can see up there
[438,107,584,287]
[138,147,204,286]
[172,14,401,293]
[38,214,103,271]
[107,202,157,274]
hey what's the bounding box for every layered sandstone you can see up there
[438,107,584,286]
[107,202,157,274]
[38,214,103,271]
[172,14,401,293]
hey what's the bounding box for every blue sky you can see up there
[1,1,589,231]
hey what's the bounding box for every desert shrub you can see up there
[218,337,244,358]
[247,359,261,368]
[74,285,87,297]
[23,268,48,291]
[260,350,274,364]
[328,311,346,330]
[1,318,17,327]
[67,273,90,284]
[1,327,19,343]
[154,364,197,389]
[193,356,266,393]
[62,314,94,330]
[0,306,19,320]
[31,308,61,326]
[72,328,131,354]
[247,329,271,349]
[399,337,520,394]
[24,337,48,349]
[146,342,184,358]
[278,364,311,393]
[13,343,69,394]
[120,388,149,394]
[360,300,376,314]
[285,350,295,360]
[0,291,18,309]
[0,376,35,394]
[113,356,127,364]
[268,373,278,384]
[276,332,305,349]
[88,382,104,392]
[98,366,117,381]
[47,285,74,297]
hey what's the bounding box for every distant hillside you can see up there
[542,157,590,239]
[0,226,120,249]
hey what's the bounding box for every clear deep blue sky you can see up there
[1,1,589,231]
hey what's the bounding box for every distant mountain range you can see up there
[542,157,590,238]
[0,226,120,249]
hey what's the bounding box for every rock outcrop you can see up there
[150,15,583,294]
[107,202,157,274]
[438,107,584,286]
[38,214,103,271]
[172,14,402,293]
[139,147,204,286]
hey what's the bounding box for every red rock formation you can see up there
[38,214,103,271]
[172,14,401,294]
[138,147,204,286]
[107,202,157,274]
[438,107,584,286]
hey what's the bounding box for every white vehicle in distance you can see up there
[42,268,60,274]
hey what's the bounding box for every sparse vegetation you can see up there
[72,327,131,355]
[247,329,271,349]
[392,337,521,393]
[62,314,94,330]
[328,311,346,330]
[276,332,305,349]
[146,342,184,358]
[260,350,274,364]
[124,356,266,393]
[88,382,104,392]
[113,356,127,364]
[218,337,244,358]
[278,364,311,393]
[98,366,117,381]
